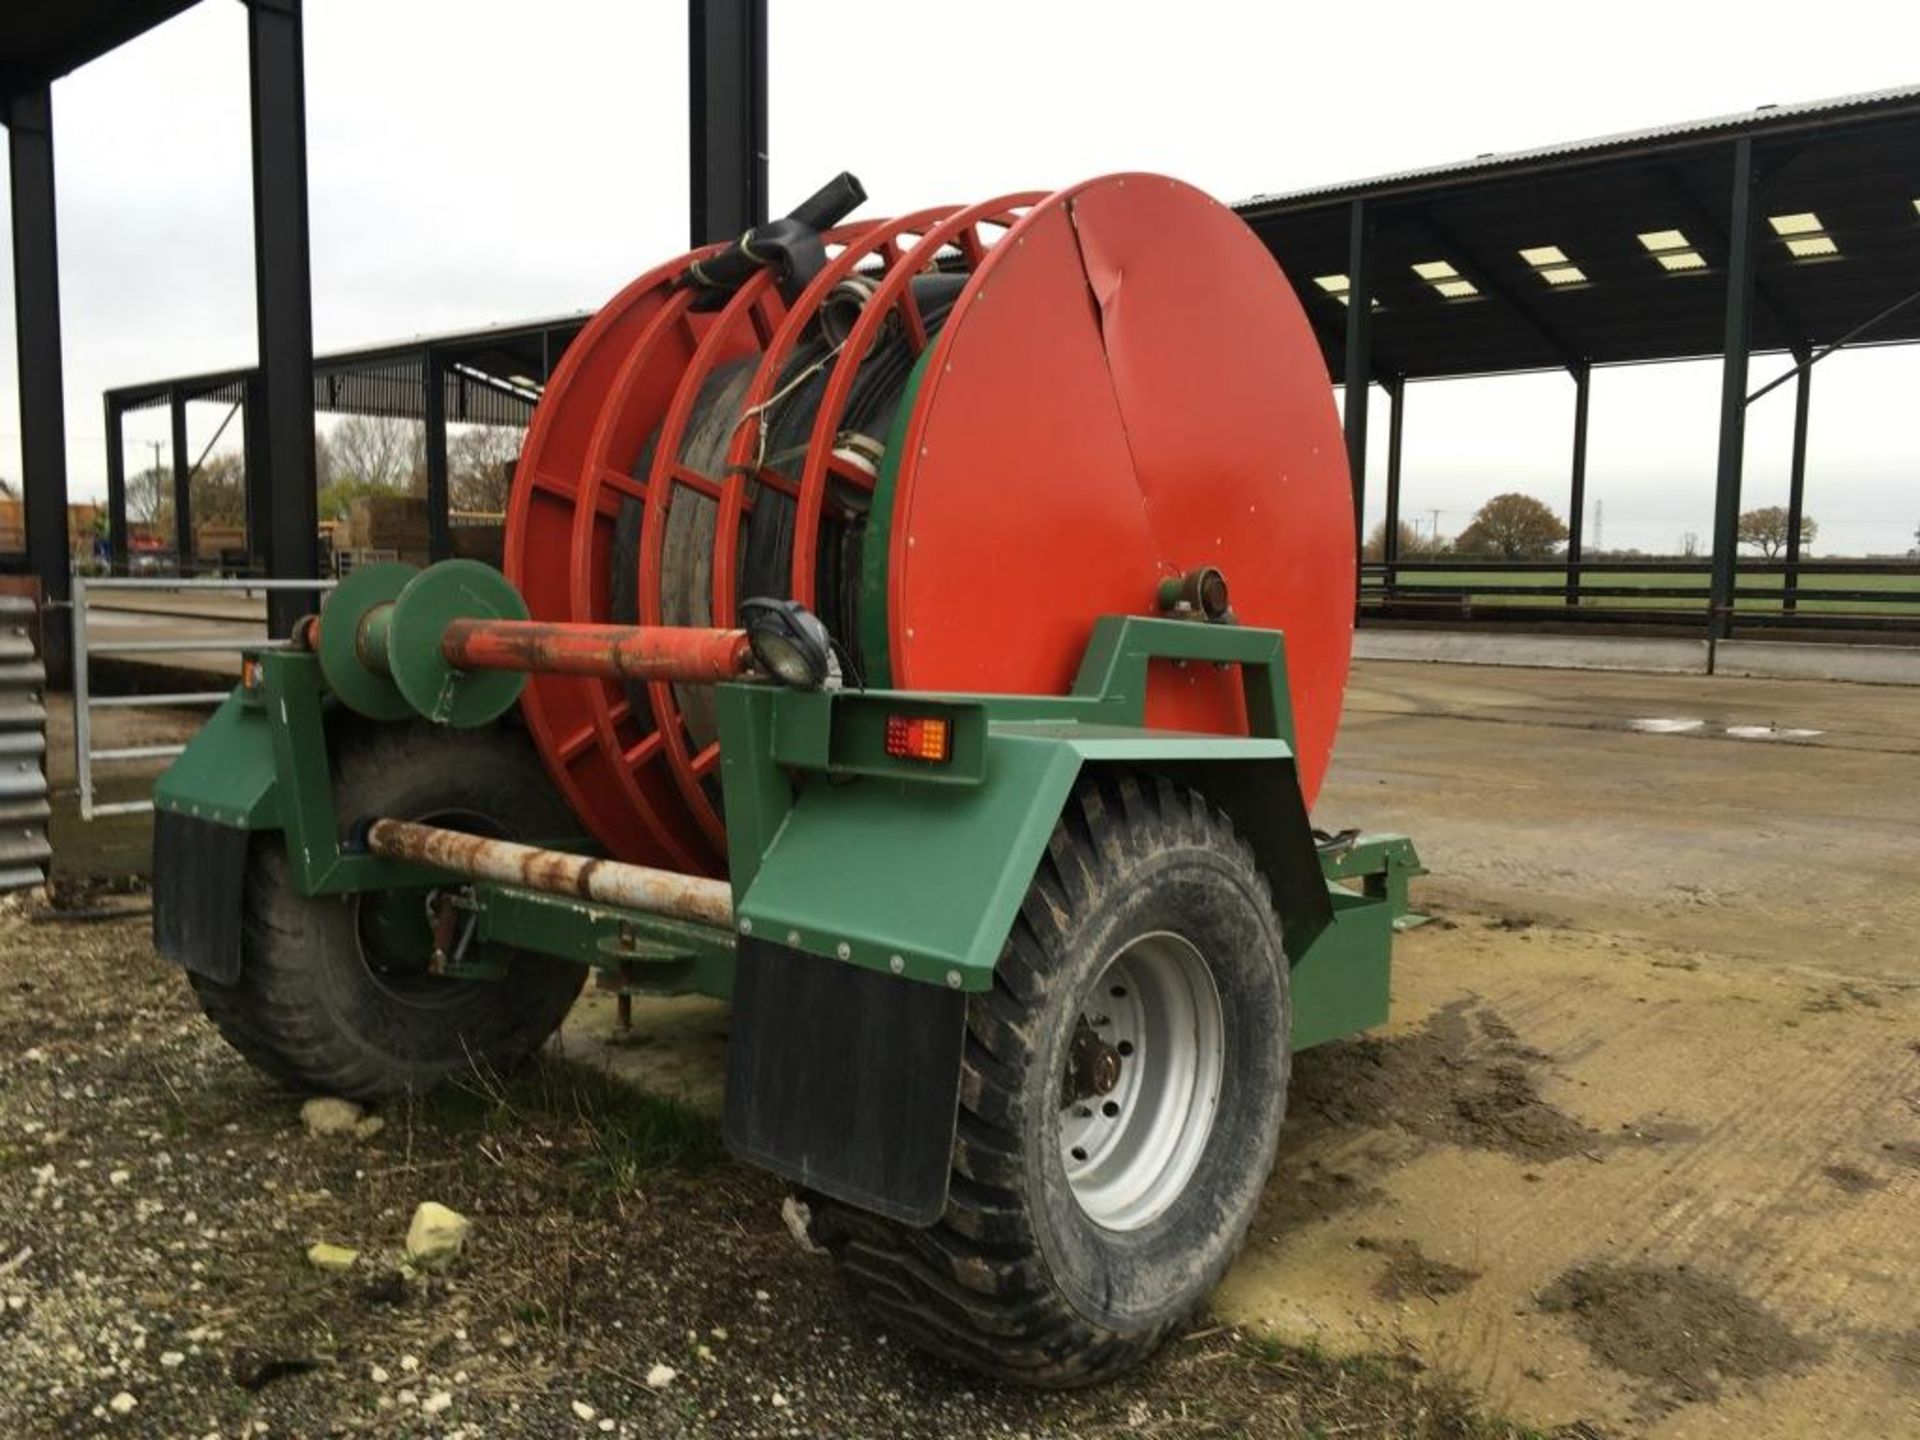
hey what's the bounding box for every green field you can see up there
[1367,567,1920,617]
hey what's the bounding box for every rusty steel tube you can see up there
[364,818,733,928]
[440,618,753,685]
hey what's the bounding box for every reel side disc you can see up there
[879,175,1354,803]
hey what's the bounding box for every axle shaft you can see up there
[364,817,733,929]
[440,618,753,685]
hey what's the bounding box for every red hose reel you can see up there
[504,175,1354,875]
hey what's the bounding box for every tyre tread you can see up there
[185,723,585,1101]
[812,770,1282,1386]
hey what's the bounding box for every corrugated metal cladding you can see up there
[1236,85,1920,210]
[323,363,538,427]
[115,365,537,428]
[0,594,51,893]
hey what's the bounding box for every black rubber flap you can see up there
[724,937,967,1226]
[151,809,250,983]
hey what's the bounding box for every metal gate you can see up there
[71,576,333,820]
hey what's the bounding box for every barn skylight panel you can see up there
[1637,229,1706,272]
[1412,259,1478,299]
[1519,244,1586,286]
[1769,211,1838,259]
[1312,273,1379,308]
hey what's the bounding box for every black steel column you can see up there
[1382,377,1405,595]
[103,396,128,571]
[688,0,767,247]
[6,84,72,673]
[170,388,193,571]
[1343,199,1373,565]
[423,349,450,561]
[1783,362,1812,612]
[243,371,271,572]
[1708,138,1757,645]
[1566,362,1591,606]
[247,0,319,632]
[105,428,129,570]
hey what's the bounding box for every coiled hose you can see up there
[609,268,968,805]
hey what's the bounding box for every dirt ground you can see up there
[7,658,1919,1437]
[0,908,1544,1440]
[1210,660,1920,1438]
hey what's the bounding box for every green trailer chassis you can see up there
[156,610,1419,1052]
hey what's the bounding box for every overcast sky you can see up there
[3,0,1917,554]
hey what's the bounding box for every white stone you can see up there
[645,1363,676,1390]
[305,1242,358,1272]
[298,1098,364,1137]
[158,1352,184,1369]
[405,1203,472,1266]
[422,1392,453,1416]
[571,1399,597,1420]
[109,1392,136,1414]
[780,1196,823,1254]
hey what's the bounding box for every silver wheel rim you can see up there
[1060,931,1224,1231]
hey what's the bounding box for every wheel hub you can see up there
[1059,931,1225,1232]
[1064,1019,1124,1101]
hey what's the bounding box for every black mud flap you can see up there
[152,810,251,984]
[724,937,967,1226]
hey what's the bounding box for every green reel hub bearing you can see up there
[317,562,415,722]
[388,560,529,727]
[318,560,529,729]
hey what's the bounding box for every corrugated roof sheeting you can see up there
[0,0,199,100]
[0,594,51,893]
[1236,89,1920,381]
[1239,86,1920,210]
[110,315,587,427]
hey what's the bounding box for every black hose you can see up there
[609,270,961,810]
[685,172,869,302]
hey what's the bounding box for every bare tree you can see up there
[314,428,335,491]
[1737,505,1817,558]
[329,414,424,493]
[126,464,170,525]
[190,453,249,527]
[1364,518,1448,560]
[448,425,524,515]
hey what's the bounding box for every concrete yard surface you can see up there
[568,660,1920,1437]
[1241,660,1919,1437]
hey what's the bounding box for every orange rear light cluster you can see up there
[884,714,952,764]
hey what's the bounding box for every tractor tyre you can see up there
[188,721,587,1101]
[810,771,1291,1386]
